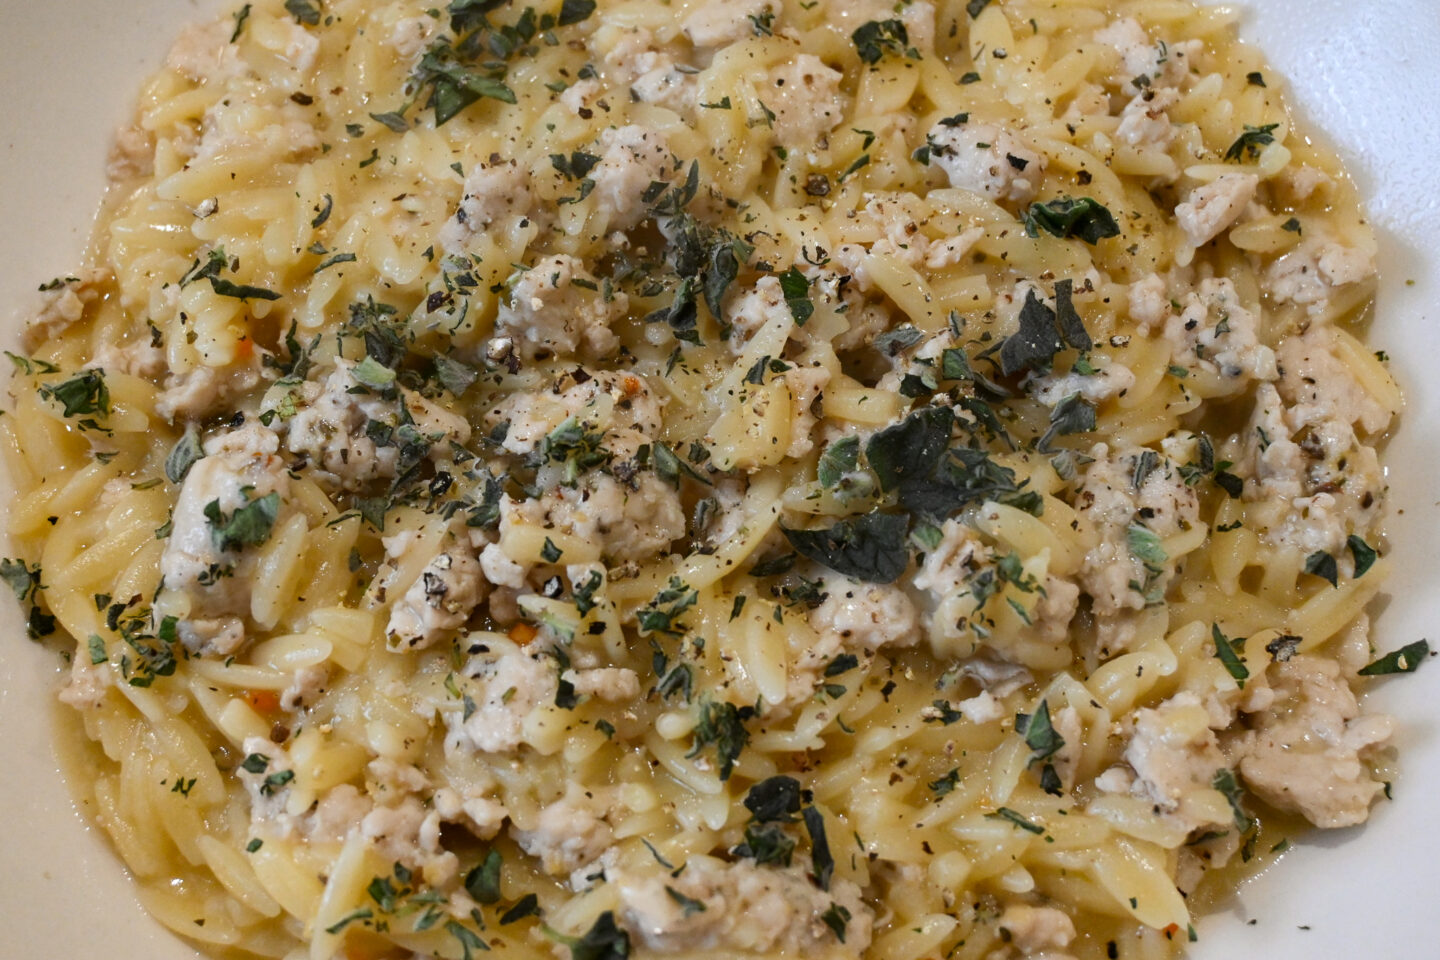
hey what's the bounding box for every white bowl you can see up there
[1,2,1436,957]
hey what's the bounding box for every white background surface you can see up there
[1,1,1437,957]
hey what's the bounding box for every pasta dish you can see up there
[2,0,1422,958]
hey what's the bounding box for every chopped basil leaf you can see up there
[733,821,796,866]
[40,369,110,419]
[230,3,252,42]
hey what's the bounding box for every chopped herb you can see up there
[1358,639,1430,676]
[540,537,563,563]
[500,893,541,925]
[777,267,814,326]
[1037,392,1096,453]
[744,775,802,823]
[311,194,334,228]
[966,0,991,15]
[986,807,1044,834]
[1347,535,1377,577]
[1246,71,1266,86]
[928,768,960,797]
[231,3,253,42]
[370,111,410,133]
[465,850,504,904]
[1212,623,1249,686]
[1303,550,1339,587]
[594,718,615,738]
[1018,699,1064,763]
[40,369,110,422]
[837,153,870,183]
[1265,634,1301,662]
[687,699,751,781]
[999,289,1065,376]
[637,576,698,637]
[446,920,490,959]
[210,276,282,301]
[734,821,797,866]
[851,19,912,64]
[1212,768,1255,834]
[314,251,358,273]
[1281,217,1302,233]
[0,558,42,603]
[820,902,852,942]
[87,635,108,664]
[664,886,706,916]
[551,910,629,960]
[1127,524,1167,571]
[325,908,374,935]
[865,406,953,492]
[557,0,597,26]
[1224,123,1280,162]
[246,838,263,853]
[165,425,203,484]
[782,512,910,584]
[803,805,834,889]
[284,0,321,26]
[203,491,281,552]
[1023,197,1120,244]
[817,436,860,488]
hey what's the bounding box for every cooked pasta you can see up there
[2,1,1416,959]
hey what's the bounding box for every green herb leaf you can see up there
[1211,623,1249,687]
[1021,197,1121,244]
[687,699,751,781]
[1019,699,1064,763]
[40,369,110,419]
[664,886,706,917]
[928,768,960,797]
[1303,550,1339,587]
[1224,123,1280,162]
[203,492,282,552]
[209,276,282,301]
[1347,535,1378,578]
[817,436,860,488]
[1211,767,1255,834]
[557,0,597,26]
[986,807,1044,834]
[782,512,910,584]
[1358,639,1430,676]
[777,267,814,326]
[500,893,541,925]
[464,850,504,904]
[820,902,852,942]
[744,775,802,823]
[851,19,910,64]
[1037,392,1096,453]
[166,424,204,485]
[284,0,321,26]
[803,805,834,889]
[865,406,954,493]
[733,821,796,866]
